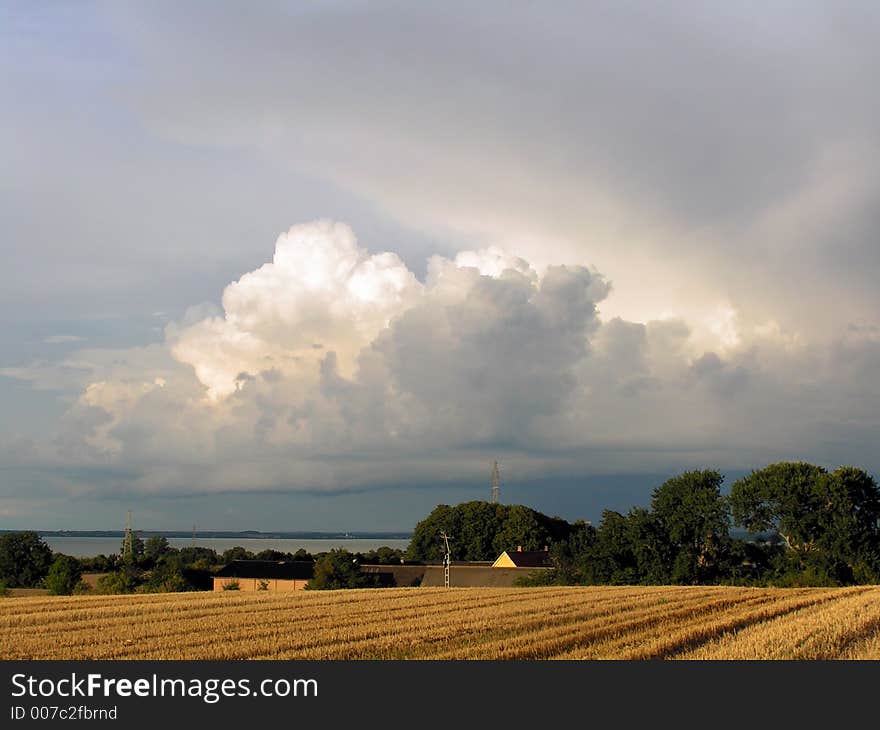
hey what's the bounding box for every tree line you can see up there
[0,531,407,595]
[3,460,878,594]
[408,462,880,587]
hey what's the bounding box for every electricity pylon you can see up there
[491,461,501,504]
[123,510,134,562]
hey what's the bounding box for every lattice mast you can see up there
[491,460,501,504]
[439,531,452,588]
[123,510,134,561]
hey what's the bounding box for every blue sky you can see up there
[2,2,879,531]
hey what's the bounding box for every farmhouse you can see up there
[212,560,314,592]
[492,546,552,569]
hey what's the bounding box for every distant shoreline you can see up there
[0,529,412,540]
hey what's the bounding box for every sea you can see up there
[42,536,411,558]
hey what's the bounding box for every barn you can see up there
[212,560,314,592]
[491,546,552,569]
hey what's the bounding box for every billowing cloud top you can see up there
[170,221,421,398]
[9,219,869,501]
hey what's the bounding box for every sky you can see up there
[2,1,879,532]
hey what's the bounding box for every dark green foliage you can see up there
[730,462,828,555]
[730,462,880,585]
[358,546,406,564]
[254,549,291,561]
[0,531,53,588]
[45,555,83,595]
[143,553,190,593]
[176,547,219,570]
[503,462,880,588]
[96,566,141,594]
[222,546,256,563]
[406,501,571,562]
[514,569,560,586]
[588,510,639,584]
[306,549,382,590]
[79,554,116,572]
[144,536,172,564]
[546,520,597,584]
[651,470,730,583]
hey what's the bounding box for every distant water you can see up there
[43,536,411,558]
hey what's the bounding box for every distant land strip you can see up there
[0,530,412,540]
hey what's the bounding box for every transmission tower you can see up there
[491,460,501,504]
[123,510,134,561]
[439,531,452,588]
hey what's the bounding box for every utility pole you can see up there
[491,460,501,504]
[440,531,452,588]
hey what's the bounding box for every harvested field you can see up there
[1,586,878,660]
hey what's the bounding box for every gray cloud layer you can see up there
[2,2,879,526]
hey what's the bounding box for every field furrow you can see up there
[675,587,880,659]
[2,585,878,660]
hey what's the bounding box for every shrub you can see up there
[45,555,83,595]
[222,579,240,591]
[514,569,560,587]
[96,569,139,594]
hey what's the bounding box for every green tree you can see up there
[492,504,545,556]
[587,510,638,584]
[177,547,219,570]
[651,469,730,583]
[359,546,405,564]
[819,467,880,583]
[45,555,83,595]
[144,554,189,593]
[729,462,827,556]
[406,504,458,562]
[221,546,255,563]
[96,566,140,594]
[144,536,172,564]
[0,531,53,588]
[80,554,115,572]
[730,462,880,585]
[546,520,597,585]
[254,549,290,561]
[307,549,376,590]
[625,507,672,584]
[407,501,570,562]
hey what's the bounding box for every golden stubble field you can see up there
[2,585,879,660]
